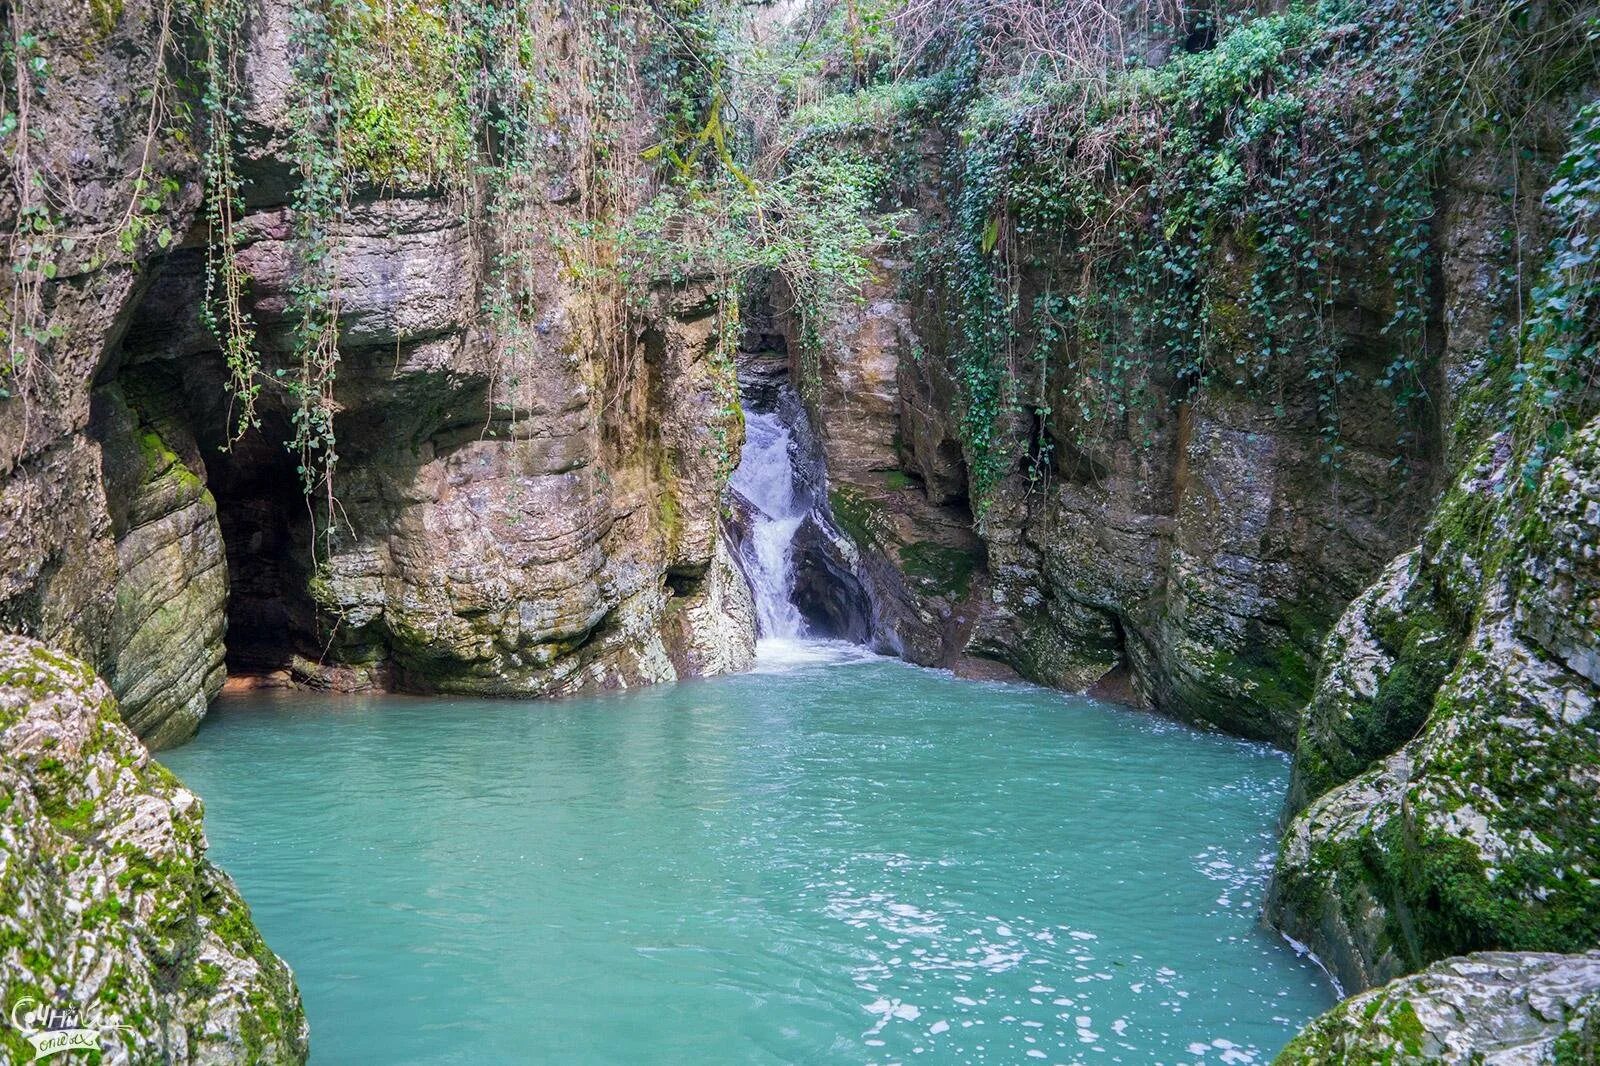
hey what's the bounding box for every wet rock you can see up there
[661,535,758,677]
[790,515,873,642]
[1269,415,1600,993]
[779,246,991,666]
[94,390,229,748]
[0,0,755,738]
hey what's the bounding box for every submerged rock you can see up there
[1277,951,1600,1064]
[0,635,307,1063]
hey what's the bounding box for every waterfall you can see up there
[729,409,809,639]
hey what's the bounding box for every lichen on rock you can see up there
[1270,409,1600,995]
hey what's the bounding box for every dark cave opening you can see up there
[207,422,314,677]
[111,245,313,681]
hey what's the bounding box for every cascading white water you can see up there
[729,409,808,639]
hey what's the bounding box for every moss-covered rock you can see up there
[0,635,308,1063]
[1276,951,1600,1064]
[93,385,229,749]
[1270,413,1600,992]
[1285,549,1462,813]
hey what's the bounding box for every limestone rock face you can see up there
[1269,414,1600,993]
[0,0,756,744]
[783,125,1553,745]
[782,248,991,669]
[1276,951,1600,1064]
[1282,548,1459,814]
[0,635,306,1064]
[277,269,752,699]
[94,388,230,750]
[0,0,207,742]
[793,239,1436,739]
[660,535,759,678]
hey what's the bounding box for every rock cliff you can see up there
[756,5,1600,1058]
[780,84,1560,748]
[0,0,755,748]
[2,0,1599,1061]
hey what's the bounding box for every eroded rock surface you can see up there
[0,635,306,1063]
[780,246,992,669]
[0,0,755,746]
[781,123,1548,744]
[1269,414,1600,993]
[1277,951,1600,1064]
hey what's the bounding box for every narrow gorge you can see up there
[2,0,1599,1061]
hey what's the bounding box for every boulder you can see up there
[0,636,306,1063]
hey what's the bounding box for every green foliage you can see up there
[1510,97,1600,492]
[783,0,1595,516]
[282,0,351,511]
[193,0,261,442]
[790,77,940,137]
[340,0,474,186]
[615,143,890,363]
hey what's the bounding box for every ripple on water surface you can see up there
[161,649,1334,1064]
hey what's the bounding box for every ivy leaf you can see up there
[981,215,1000,255]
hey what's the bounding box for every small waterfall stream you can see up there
[727,357,874,651]
[728,408,809,639]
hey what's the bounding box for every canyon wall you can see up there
[0,0,755,750]
[0,635,307,1062]
[787,122,1550,747]
[2,0,1598,1059]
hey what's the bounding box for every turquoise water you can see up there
[163,643,1333,1064]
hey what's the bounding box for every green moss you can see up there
[1388,1000,1425,1057]
[341,0,474,185]
[1383,800,1600,961]
[1275,990,1431,1064]
[1205,637,1317,733]
[89,0,122,35]
[44,795,99,837]
[1297,597,1463,805]
[134,426,207,496]
[1553,1003,1600,1064]
[136,428,170,471]
[186,961,225,995]
[828,485,889,549]
[1206,295,1252,365]
[82,894,125,930]
[897,540,977,599]
[656,450,681,545]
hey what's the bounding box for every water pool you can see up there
[162,644,1333,1064]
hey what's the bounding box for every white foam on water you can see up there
[751,636,882,671]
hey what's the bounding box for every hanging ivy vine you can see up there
[792,0,1596,516]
